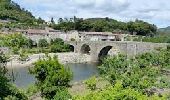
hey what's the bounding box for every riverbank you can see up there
[6,52,91,69]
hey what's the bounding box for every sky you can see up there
[12,0,170,28]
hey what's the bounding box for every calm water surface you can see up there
[8,63,99,88]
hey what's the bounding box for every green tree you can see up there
[50,38,71,53]
[0,53,28,100]
[0,0,45,29]
[38,39,48,48]
[127,19,157,36]
[30,57,72,99]
[27,38,34,48]
[84,76,97,91]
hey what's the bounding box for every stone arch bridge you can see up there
[66,41,168,62]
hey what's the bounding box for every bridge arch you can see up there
[98,45,119,61]
[69,45,74,52]
[81,44,91,54]
[98,46,112,61]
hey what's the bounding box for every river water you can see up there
[8,63,99,88]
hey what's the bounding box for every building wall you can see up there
[22,29,126,43]
[24,30,80,43]
[83,34,117,41]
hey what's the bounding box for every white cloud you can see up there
[12,0,170,27]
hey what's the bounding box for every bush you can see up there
[0,54,28,100]
[84,76,97,91]
[30,57,73,99]
[50,44,63,53]
[99,50,170,93]
[12,47,20,54]
[19,50,28,61]
[50,43,70,53]
[26,85,39,97]
[38,39,49,48]
[53,87,72,100]
[74,81,166,100]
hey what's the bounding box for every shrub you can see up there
[99,50,170,93]
[30,57,73,99]
[84,76,97,91]
[74,81,166,100]
[26,85,39,97]
[38,39,49,48]
[0,54,28,100]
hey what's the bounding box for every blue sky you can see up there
[12,0,170,28]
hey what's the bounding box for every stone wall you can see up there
[7,53,92,68]
[0,47,10,54]
[49,53,91,64]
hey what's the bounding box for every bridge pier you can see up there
[90,44,99,62]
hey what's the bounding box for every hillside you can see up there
[0,0,45,29]
[158,26,170,34]
[53,17,157,36]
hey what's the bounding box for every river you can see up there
[7,63,99,88]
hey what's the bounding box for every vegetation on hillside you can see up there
[158,26,170,34]
[131,33,170,43]
[0,33,72,55]
[74,81,168,100]
[52,17,157,36]
[0,0,45,29]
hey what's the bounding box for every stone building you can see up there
[78,32,126,41]
[15,27,127,43]
[21,28,79,43]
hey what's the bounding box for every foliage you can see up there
[99,50,170,93]
[27,38,34,49]
[74,81,167,100]
[127,19,157,36]
[19,49,28,61]
[84,76,97,91]
[30,56,72,99]
[38,39,49,48]
[53,87,72,100]
[142,36,170,43]
[0,52,9,67]
[0,33,34,54]
[1,33,28,48]
[0,0,45,29]
[50,38,71,53]
[53,17,157,36]
[26,84,38,97]
[0,53,28,100]
[0,34,72,54]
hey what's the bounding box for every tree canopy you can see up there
[53,17,157,36]
[0,53,28,100]
[0,0,45,29]
[30,56,72,99]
